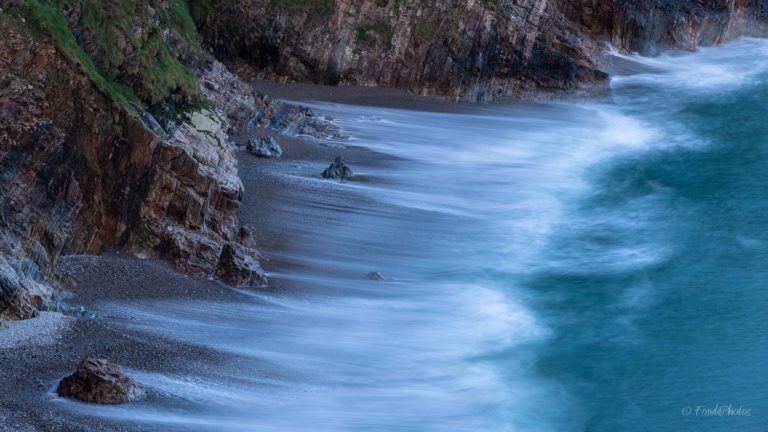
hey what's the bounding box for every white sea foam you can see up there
[612,38,768,91]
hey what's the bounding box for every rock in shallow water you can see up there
[367,272,384,281]
[322,156,353,180]
[57,358,145,404]
[247,136,283,158]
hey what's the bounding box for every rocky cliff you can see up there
[0,5,265,319]
[192,0,768,100]
[1,0,767,321]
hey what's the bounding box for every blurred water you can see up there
[63,39,768,431]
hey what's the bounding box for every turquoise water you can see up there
[530,43,768,431]
[65,40,767,430]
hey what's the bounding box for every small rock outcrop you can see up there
[322,157,354,180]
[215,242,268,288]
[367,272,384,281]
[247,136,283,158]
[57,358,145,404]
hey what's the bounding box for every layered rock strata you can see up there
[191,0,768,100]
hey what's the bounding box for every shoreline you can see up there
[0,51,685,428]
[0,52,673,429]
[0,83,397,431]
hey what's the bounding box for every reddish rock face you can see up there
[57,358,145,404]
[191,0,768,101]
[0,14,266,320]
[192,0,609,100]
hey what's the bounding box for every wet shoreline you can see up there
[0,84,404,431]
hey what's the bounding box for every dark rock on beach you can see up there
[57,358,145,405]
[215,242,268,288]
[247,100,346,140]
[247,136,284,158]
[322,157,354,180]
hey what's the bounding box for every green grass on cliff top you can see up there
[14,0,204,114]
[19,0,140,112]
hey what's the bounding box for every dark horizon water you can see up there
[60,39,767,431]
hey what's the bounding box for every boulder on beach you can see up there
[247,136,283,158]
[322,156,353,180]
[57,358,145,404]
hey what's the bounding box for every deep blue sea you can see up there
[65,39,768,431]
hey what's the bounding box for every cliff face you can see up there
[0,11,264,318]
[193,0,610,100]
[192,0,768,100]
[610,0,768,55]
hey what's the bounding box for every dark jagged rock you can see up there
[247,136,283,158]
[215,242,268,288]
[609,0,768,56]
[0,267,21,316]
[322,157,354,180]
[57,358,145,405]
[247,100,345,140]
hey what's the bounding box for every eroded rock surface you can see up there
[216,242,268,288]
[57,358,145,404]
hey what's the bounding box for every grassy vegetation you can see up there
[18,0,141,112]
[168,0,203,47]
[11,0,205,114]
[73,0,201,105]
